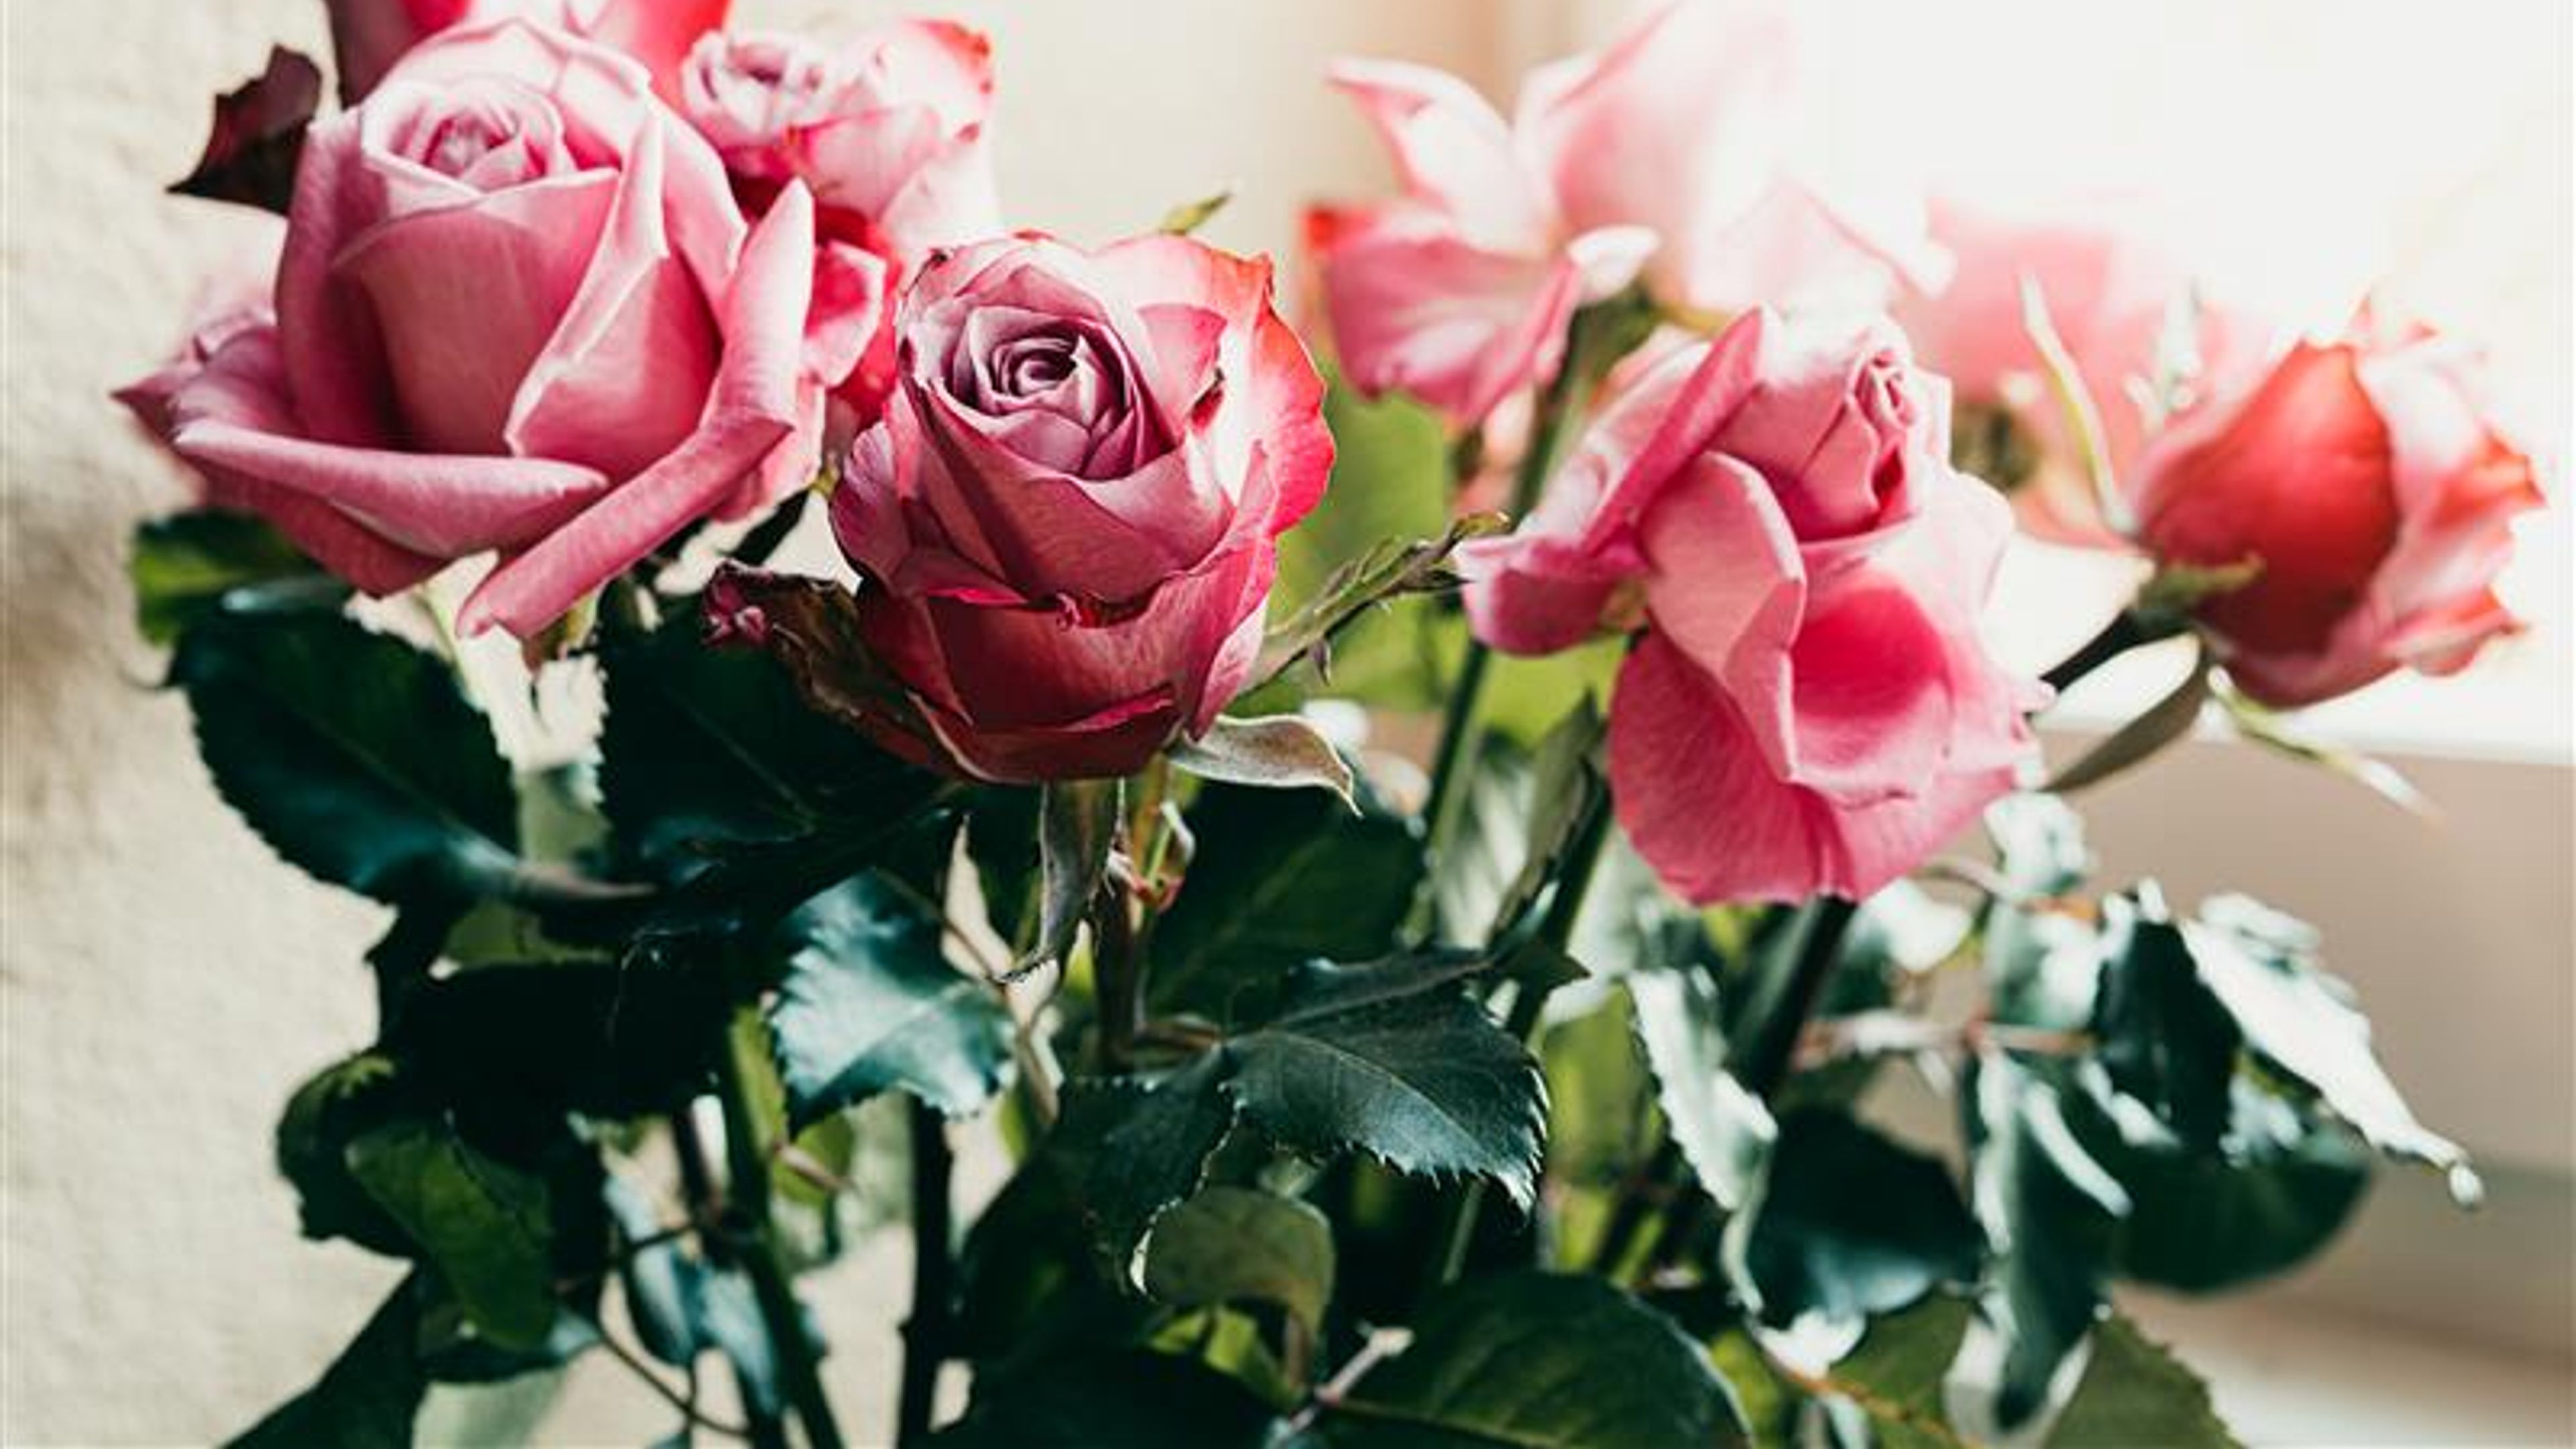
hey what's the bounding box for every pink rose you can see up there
[1519,0,1941,317]
[1896,193,2279,547]
[1305,61,1651,427]
[324,0,728,102]
[678,22,1000,431]
[2129,321,2544,707]
[121,19,819,638]
[819,233,1332,783]
[1462,310,2044,903]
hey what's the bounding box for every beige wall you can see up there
[0,3,1511,1442]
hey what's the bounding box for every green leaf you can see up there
[2212,680,2428,814]
[1252,516,1501,694]
[1487,700,1606,944]
[1157,186,1233,235]
[2185,896,2474,1197]
[345,1120,557,1353]
[1068,1056,1240,1281]
[1986,794,2094,900]
[172,610,520,904]
[1326,1272,1748,1448]
[131,508,335,645]
[768,874,1012,1126]
[926,1348,1283,1446]
[1741,1111,1980,1334]
[389,957,730,1118]
[2093,888,2239,1152]
[2050,1313,2239,1447]
[2068,1072,2368,1293]
[1820,1297,1974,1449]
[1227,958,1545,1210]
[1142,1185,1336,1332]
[2045,649,2210,794]
[1629,968,1774,1213]
[1169,714,1357,807]
[1026,778,1120,974]
[1149,782,1424,1022]
[227,1278,426,1449]
[1951,1055,2127,1438]
[276,1051,414,1255]
[599,597,937,882]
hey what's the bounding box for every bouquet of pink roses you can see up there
[122,2,2542,1444]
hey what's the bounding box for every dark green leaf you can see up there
[604,1175,703,1366]
[2068,1073,2368,1293]
[390,958,729,1118]
[345,1120,557,1353]
[768,875,1012,1126]
[1142,1185,1336,1332]
[926,1348,1282,1446]
[1228,959,1544,1210]
[2186,896,2474,1197]
[1741,1111,1980,1334]
[1025,778,1120,974]
[227,1278,425,1449]
[2045,650,2211,794]
[1821,1297,1973,1449]
[276,1051,414,1255]
[1150,782,1424,1022]
[131,508,333,645]
[600,596,936,882]
[1069,1055,1240,1280]
[1326,1272,1748,1448]
[2049,1313,2239,1447]
[172,610,519,903]
[1951,1055,2127,1437]
[1628,968,1774,1212]
[2093,889,2239,1152]
[1169,714,1356,808]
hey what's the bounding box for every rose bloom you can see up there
[678,22,1000,431]
[2129,319,2545,708]
[1464,310,2043,904]
[324,0,727,101]
[1307,0,1933,430]
[1896,192,2280,547]
[810,233,1332,783]
[120,19,821,639]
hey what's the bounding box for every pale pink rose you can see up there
[2130,319,2544,707]
[325,0,729,102]
[1306,60,1652,428]
[1518,0,1941,318]
[805,233,1333,782]
[1896,193,2279,546]
[122,19,818,639]
[678,21,1000,431]
[1462,310,2043,903]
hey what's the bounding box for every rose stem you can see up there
[894,1097,955,1446]
[670,1107,790,1448]
[714,1010,849,1449]
[2041,606,2180,694]
[1422,785,1615,1294]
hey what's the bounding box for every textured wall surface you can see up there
[0,3,1505,1442]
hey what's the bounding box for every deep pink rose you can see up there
[678,22,1000,431]
[325,0,728,102]
[821,233,1332,782]
[2130,321,2544,707]
[1305,61,1651,428]
[1462,310,2043,903]
[1518,0,1941,318]
[1896,193,2279,547]
[121,19,819,638]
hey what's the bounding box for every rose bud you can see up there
[324,0,729,103]
[120,19,819,639]
[1895,192,2282,547]
[678,22,1000,432]
[1462,310,2045,904]
[1307,60,1652,428]
[825,233,1333,783]
[2129,319,2545,708]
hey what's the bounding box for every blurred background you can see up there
[1,0,2565,1442]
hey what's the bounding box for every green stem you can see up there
[1424,788,1613,1293]
[1738,896,1861,1100]
[714,1014,847,1449]
[2042,606,2183,694]
[895,1099,955,1446]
